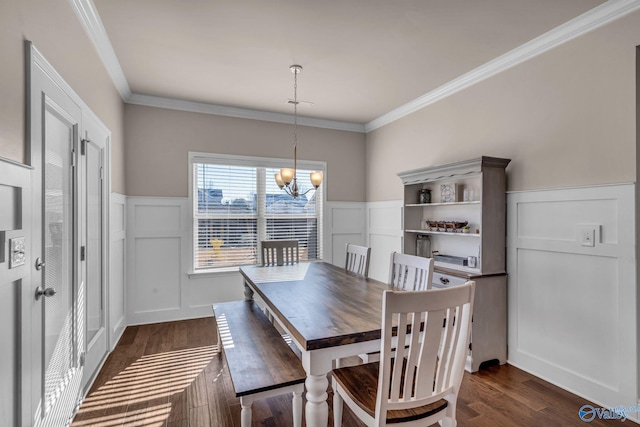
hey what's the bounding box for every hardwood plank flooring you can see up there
[72,317,637,426]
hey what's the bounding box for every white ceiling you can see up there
[88,0,622,129]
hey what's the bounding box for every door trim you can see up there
[26,40,113,426]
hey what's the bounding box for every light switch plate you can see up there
[9,237,25,268]
[577,224,600,247]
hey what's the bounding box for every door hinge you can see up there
[80,138,88,155]
[71,149,76,168]
[80,246,86,261]
[100,166,104,181]
[79,351,86,367]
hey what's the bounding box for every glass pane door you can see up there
[85,141,103,344]
[42,106,78,417]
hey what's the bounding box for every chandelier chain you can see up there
[293,67,298,148]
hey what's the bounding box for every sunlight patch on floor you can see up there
[72,345,218,426]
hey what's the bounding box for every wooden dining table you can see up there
[239,261,393,427]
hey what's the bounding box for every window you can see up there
[190,153,324,271]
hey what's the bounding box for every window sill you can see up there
[188,267,242,279]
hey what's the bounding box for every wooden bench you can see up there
[212,300,306,427]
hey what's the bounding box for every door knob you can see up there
[35,257,45,271]
[35,286,57,300]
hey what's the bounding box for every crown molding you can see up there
[70,0,638,134]
[127,93,366,133]
[365,0,640,132]
[68,0,131,100]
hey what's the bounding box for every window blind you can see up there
[192,155,323,270]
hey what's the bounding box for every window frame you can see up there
[188,151,326,274]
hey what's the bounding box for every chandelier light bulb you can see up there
[280,168,295,186]
[274,173,285,188]
[310,171,323,188]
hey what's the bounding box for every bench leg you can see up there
[292,389,303,427]
[240,397,252,427]
[332,378,343,427]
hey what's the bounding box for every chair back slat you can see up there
[376,282,475,418]
[261,240,299,266]
[388,252,434,290]
[345,243,371,277]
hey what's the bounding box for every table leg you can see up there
[243,281,254,300]
[305,374,328,427]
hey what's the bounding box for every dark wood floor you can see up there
[72,317,635,427]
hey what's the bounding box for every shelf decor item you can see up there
[416,234,431,258]
[419,188,431,204]
[440,183,457,203]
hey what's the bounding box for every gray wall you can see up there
[0,0,125,192]
[124,104,367,201]
[365,9,640,201]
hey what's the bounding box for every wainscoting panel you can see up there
[331,233,363,267]
[0,158,31,427]
[127,197,189,324]
[133,237,182,312]
[507,184,637,416]
[127,198,366,324]
[186,271,244,313]
[109,193,126,348]
[326,202,366,267]
[366,201,403,283]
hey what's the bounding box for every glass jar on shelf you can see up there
[416,234,431,258]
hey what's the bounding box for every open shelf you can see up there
[405,229,480,237]
[405,201,481,207]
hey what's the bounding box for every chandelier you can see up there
[274,65,323,198]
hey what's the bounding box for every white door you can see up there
[80,122,108,392]
[29,45,84,427]
[33,96,84,427]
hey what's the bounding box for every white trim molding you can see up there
[68,0,131,100]
[109,192,126,349]
[364,0,640,132]
[127,93,366,133]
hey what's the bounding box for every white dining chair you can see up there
[259,239,300,341]
[388,251,434,291]
[261,239,299,266]
[336,243,373,368]
[345,243,371,277]
[360,251,434,364]
[332,281,476,427]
